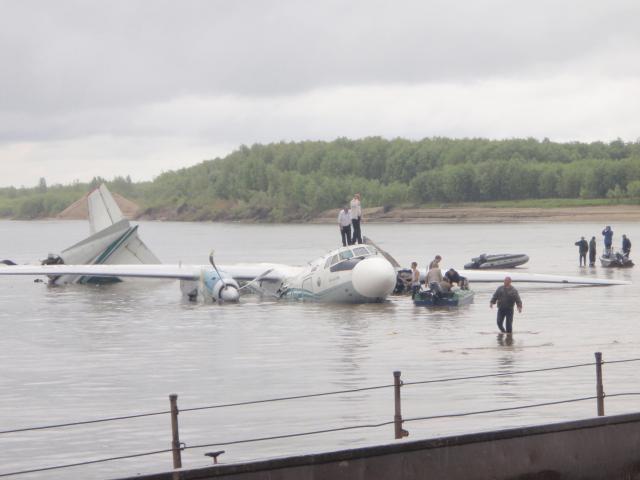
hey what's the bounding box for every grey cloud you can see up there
[2,0,639,114]
[1,0,640,187]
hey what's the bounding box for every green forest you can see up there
[3,137,640,222]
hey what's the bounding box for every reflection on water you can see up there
[497,333,514,348]
[1,220,640,479]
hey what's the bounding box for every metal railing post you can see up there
[169,394,182,469]
[595,352,605,416]
[393,371,409,439]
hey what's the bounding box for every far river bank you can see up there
[7,198,640,224]
[313,204,640,223]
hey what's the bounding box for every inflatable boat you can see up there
[464,253,529,270]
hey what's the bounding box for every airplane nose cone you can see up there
[219,286,240,302]
[352,257,397,299]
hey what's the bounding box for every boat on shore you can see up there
[464,253,529,269]
[413,289,475,307]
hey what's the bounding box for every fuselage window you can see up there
[339,250,354,261]
[353,246,369,257]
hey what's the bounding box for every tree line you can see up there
[2,137,640,221]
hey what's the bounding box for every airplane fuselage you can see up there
[277,245,397,303]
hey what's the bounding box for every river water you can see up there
[0,220,639,479]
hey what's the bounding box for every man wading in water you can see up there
[490,276,523,334]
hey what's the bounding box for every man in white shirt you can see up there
[350,193,362,244]
[338,206,352,247]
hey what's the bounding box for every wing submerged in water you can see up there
[460,270,630,286]
[0,263,293,283]
[0,264,204,280]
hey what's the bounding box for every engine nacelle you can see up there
[211,278,240,303]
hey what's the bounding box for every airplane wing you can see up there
[0,263,299,283]
[219,263,302,282]
[0,264,204,280]
[459,270,630,286]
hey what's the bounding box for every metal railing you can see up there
[1,351,639,477]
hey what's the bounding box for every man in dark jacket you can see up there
[588,236,597,266]
[445,268,469,289]
[574,236,588,266]
[622,234,632,257]
[490,277,523,334]
[602,226,614,256]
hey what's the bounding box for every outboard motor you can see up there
[394,268,412,294]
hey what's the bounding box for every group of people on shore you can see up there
[574,226,632,266]
[337,193,363,246]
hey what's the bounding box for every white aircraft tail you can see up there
[53,184,160,284]
[88,184,125,235]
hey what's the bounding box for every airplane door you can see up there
[302,276,313,293]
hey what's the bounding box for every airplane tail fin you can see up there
[53,185,160,284]
[97,225,161,265]
[88,184,125,234]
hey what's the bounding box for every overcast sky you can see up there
[1,0,639,187]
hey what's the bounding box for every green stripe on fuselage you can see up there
[77,227,138,284]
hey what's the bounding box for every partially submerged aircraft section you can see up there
[45,184,160,284]
[0,191,631,305]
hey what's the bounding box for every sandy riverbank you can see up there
[313,205,640,224]
[51,196,640,224]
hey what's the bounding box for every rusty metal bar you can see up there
[595,352,605,416]
[169,394,182,469]
[393,371,408,439]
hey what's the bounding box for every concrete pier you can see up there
[118,412,640,480]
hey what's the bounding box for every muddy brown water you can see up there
[0,220,638,479]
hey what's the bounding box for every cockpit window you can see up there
[330,254,340,265]
[339,250,354,260]
[324,257,332,269]
[353,246,369,257]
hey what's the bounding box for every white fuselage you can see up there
[278,245,397,303]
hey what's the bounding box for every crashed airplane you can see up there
[0,191,629,304]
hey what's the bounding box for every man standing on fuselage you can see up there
[338,206,352,247]
[350,193,363,244]
[490,277,523,334]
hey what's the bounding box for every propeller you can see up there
[238,268,274,292]
[239,269,282,299]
